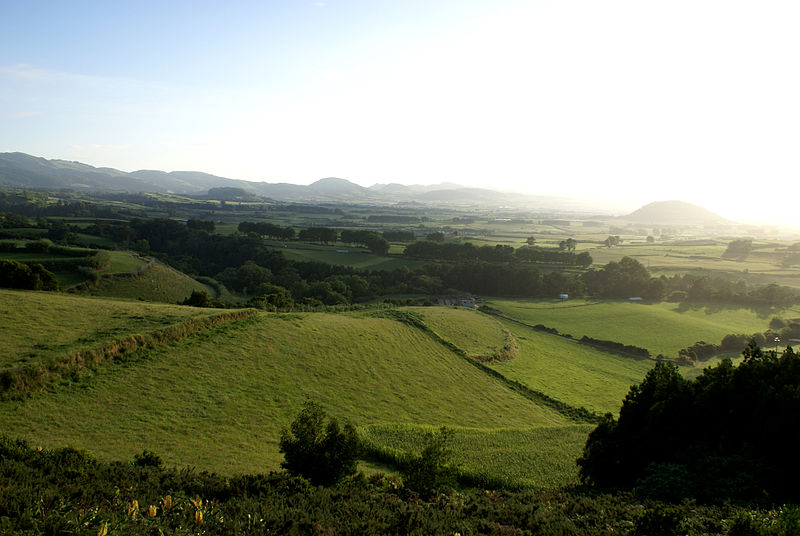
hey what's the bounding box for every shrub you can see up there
[181,289,211,307]
[401,428,458,499]
[279,400,360,486]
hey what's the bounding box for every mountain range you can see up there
[0,152,731,226]
[0,152,546,206]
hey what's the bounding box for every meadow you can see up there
[0,299,591,486]
[0,289,220,369]
[361,423,593,488]
[489,318,654,414]
[409,306,512,359]
[266,240,427,271]
[77,261,214,303]
[486,297,797,356]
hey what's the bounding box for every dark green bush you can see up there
[279,400,360,486]
[401,428,458,499]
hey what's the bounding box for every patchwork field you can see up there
[269,241,427,271]
[0,296,599,486]
[486,298,797,356]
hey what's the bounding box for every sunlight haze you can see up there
[2,0,798,224]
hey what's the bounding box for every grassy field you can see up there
[361,424,593,488]
[409,306,510,358]
[271,241,427,271]
[104,250,148,273]
[486,298,797,356]
[0,289,219,368]
[489,318,654,414]
[78,262,214,303]
[0,304,579,485]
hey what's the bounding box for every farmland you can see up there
[0,294,601,486]
[486,297,798,356]
[0,289,222,369]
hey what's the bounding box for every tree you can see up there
[187,218,215,232]
[181,289,211,307]
[723,238,752,259]
[279,400,360,486]
[565,238,577,252]
[401,428,457,499]
[526,236,536,246]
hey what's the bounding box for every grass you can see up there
[0,289,220,369]
[488,318,654,414]
[271,241,427,271]
[486,298,797,356]
[361,423,593,488]
[408,306,510,359]
[104,250,148,274]
[78,262,214,303]
[0,307,573,483]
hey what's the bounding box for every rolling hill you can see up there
[0,151,603,210]
[622,200,728,225]
[0,291,652,487]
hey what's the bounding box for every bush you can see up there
[279,400,360,486]
[401,428,458,499]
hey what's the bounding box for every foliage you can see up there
[0,435,779,536]
[582,256,663,299]
[0,259,58,290]
[279,400,360,486]
[400,428,458,498]
[181,289,211,307]
[723,238,753,259]
[578,344,800,501]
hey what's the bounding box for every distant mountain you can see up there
[131,170,247,193]
[0,152,157,192]
[0,151,612,212]
[623,200,728,225]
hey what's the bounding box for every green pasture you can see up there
[409,306,509,358]
[0,310,573,483]
[490,319,653,414]
[0,289,216,369]
[487,298,797,356]
[104,250,148,274]
[273,241,427,271]
[79,262,213,303]
[361,424,593,488]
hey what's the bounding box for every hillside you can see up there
[76,261,214,303]
[0,289,222,370]
[622,200,728,225]
[0,294,605,486]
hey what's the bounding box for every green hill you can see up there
[486,298,796,356]
[0,293,604,487]
[77,261,214,303]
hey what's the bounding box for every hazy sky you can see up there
[1,1,798,223]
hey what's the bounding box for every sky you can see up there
[1,0,798,224]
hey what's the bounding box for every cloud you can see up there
[0,64,49,80]
[2,111,41,119]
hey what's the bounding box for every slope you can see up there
[0,306,572,482]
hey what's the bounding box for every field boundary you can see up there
[0,309,259,397]
[479,306,658,362]
[371,309,601,424]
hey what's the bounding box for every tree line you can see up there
[404,241,593,266]
[579,343,800,502]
